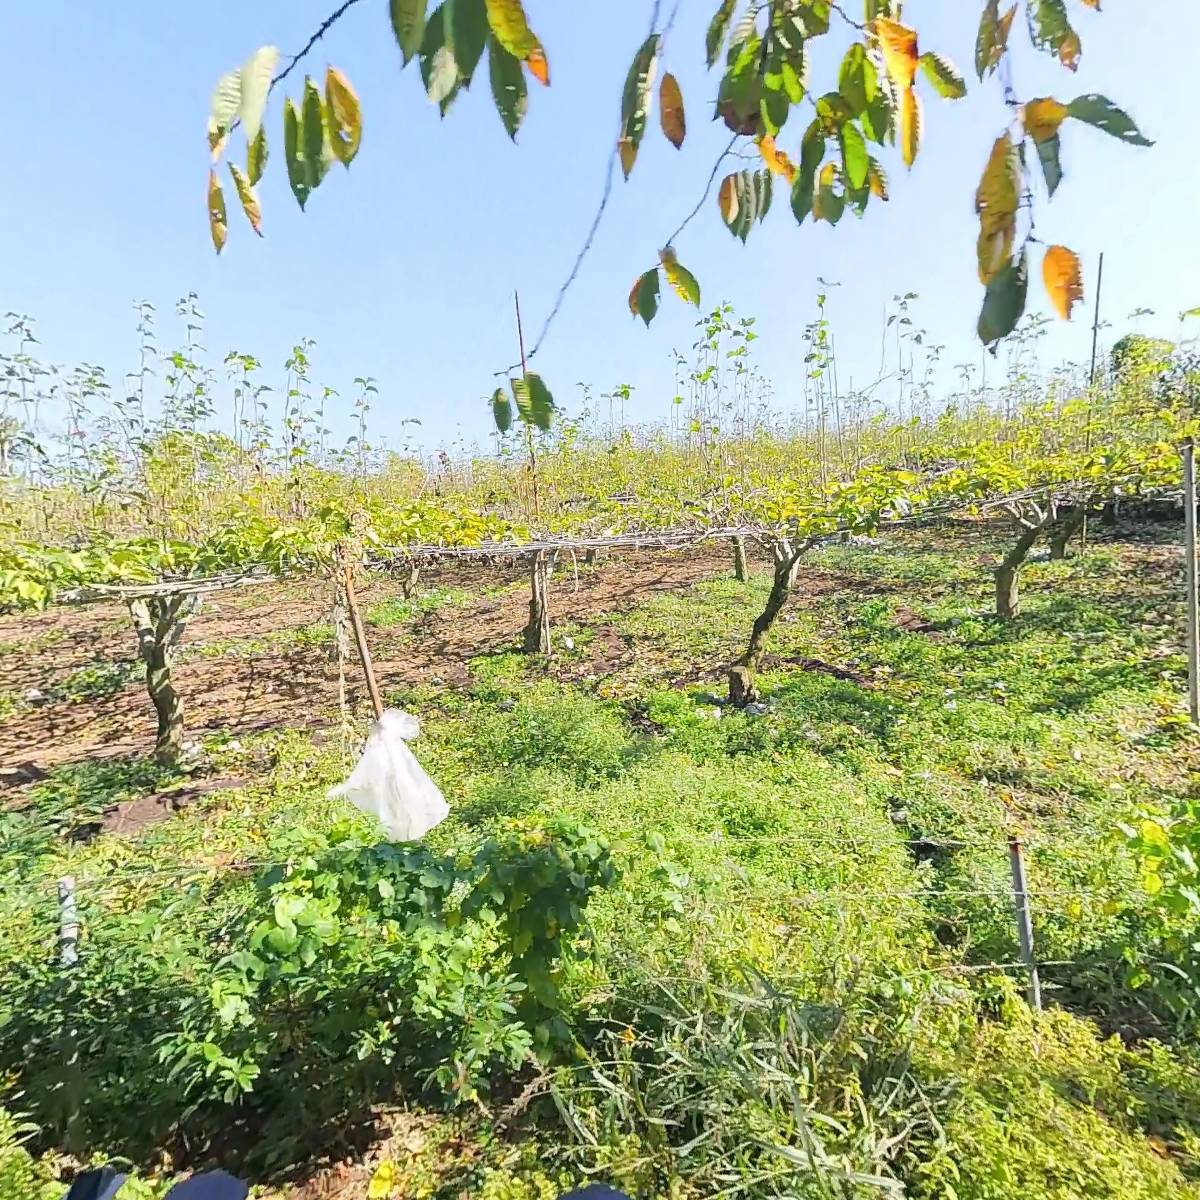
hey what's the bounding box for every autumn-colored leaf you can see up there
[975,132,1019,282]
[629,269,660,326]
[1023,97,1069,142]
[868,157,889,200]
[875,17,919,90]
[1043,244,1083,319]
[325,67,362,166]
[526,46,550,86]
[207,169,227,254]
[485,0,541,61]
[899,86,921,168]
[1059,29,1081,70]
[718,174,739,227]
[228,162,263,236]
[660,247,701,306]
[659,73,685,149]
[758,134,796,181]
[813,162,844,225]
[618,138,637,178]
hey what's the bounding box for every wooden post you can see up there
[523,550,552,654]
[58,876,78,968]
[1184,440,1200,725]
[1007,838,1041,1012]
[342,554,385,722]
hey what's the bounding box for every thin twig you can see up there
[665,136,740,247]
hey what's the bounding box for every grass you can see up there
[2,524,1200,1197]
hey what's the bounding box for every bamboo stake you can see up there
[1008,838,1042,1011]
[342,552,384,722]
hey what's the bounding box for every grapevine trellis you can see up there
[17,455,1186,768]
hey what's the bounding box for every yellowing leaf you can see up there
[975,133,1019,238]
[976,1,1017,79]
[228,162,262,236]
[208,69,242,151]
[207,169,227,254]
[875,17,919,90]
[325,67,362,166]
[868,157,889,200]
[758,134,796,181]
[367,1159,398,1199]
[977,224,1014,284]
[659,247,701,306]
[812,162,844,224]
[525,46,550,85]
[1043,244,1083,319]
[899,86,921,168]
[975,133,1019,282]
[485,0,541,61]
[718,174,739,226]
[1059,29,1081,70]
[618,137,637,178]
[1023,97,1069,142]
[659,73,686,149]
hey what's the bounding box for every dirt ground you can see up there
[0,547,759,777]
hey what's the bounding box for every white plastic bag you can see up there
[328,709,449,842]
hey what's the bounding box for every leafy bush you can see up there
[0,1108,59,1200]
[0,819,615,1168]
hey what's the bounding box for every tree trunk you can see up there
[1101,500,1117,527]
[729,542,806,705]
[523,551,551,654]
[732,536,748,582]
[1048,508,1087,560]
[129,594,199,766]
[995,526,1043,621]
[400,563,420,599]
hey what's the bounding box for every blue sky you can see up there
[4,1,1198,452]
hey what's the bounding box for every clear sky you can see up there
[4,1,1198,452]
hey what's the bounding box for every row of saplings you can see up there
[112,493,1146,766]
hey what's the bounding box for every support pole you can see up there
[1007,838,1041,1012]
[1184,439,1200,725]
[1082,252,1104,551]
[342,553,385,722]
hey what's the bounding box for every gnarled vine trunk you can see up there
[523,550,552,654]
[995,526,1044,622]
[732,536,748,582]
[1048,507,1087,560]
[731,537,810,705]
[128,592,201,766]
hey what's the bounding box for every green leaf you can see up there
[421,7,461,111]
[484,0,542,60]
[325,68,362,165]
[239,46,279,143]
[838,43,876,115]
[1182,307,1200,321]
[860,88,892,145]
[301,77,327,190]
[619,34,660,178]
[1067,94,1153,146]
[977,248,1029,347]
[391,0,429,64]
[491,387,513,433]
[919,52,966,99]
[450,0,489,86]
[840,121,868,190]
[1035,133,1062,196]
[283,98,310,210]
[247,125,269,186]
[488,35,527,138]
[1027,0,1073,59]
[629,269,660,327]
[975,0,1015,80]
[795,0,830,37]
[816,91,852,133]
[790,119,824,224]
[706,0,737,68]
[813,162,844,225]
[526,373,555,430]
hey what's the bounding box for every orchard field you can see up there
[2,293,1200,1199]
